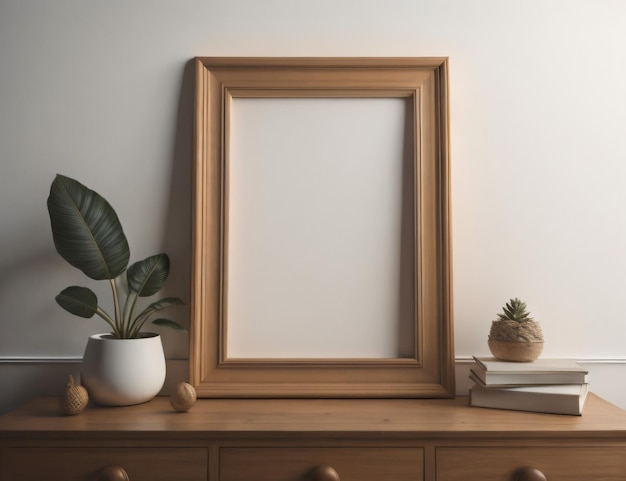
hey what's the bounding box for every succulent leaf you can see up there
[497,297,533,323]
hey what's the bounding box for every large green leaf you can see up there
[47,174,130,280]
[133,296,185,323]
[151,318,186,331]
[127,254,170,297]
[55,286,98,318]
[127,296,185,337]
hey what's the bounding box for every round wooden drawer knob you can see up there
[96,466,130,481]
[515,467,547,481]
[309,464,341,481]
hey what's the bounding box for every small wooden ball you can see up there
[60,374,88,415]
[170,382,197,412]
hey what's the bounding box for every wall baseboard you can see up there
[454,356,626,364]
[3,356,625,364]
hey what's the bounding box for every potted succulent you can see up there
[488,297,544,362]
[47,174,185,405]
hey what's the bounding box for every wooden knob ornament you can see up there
[59,374,88,415]
[514,467,547,481]
[96,465,130,481]
[170,382,197,412]
[309,465,341,481]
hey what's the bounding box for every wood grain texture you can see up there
[220,447,423,481]
[438,447,626,481]
[0,447,207,481]
[2,394,626,481]
[191,57,454,399]
[1,394,626,439]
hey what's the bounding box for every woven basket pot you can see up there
[488,339,544,362]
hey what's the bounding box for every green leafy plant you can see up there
[47,174,184,339]
[497,297,533,323]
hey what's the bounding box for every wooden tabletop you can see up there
[2,393,626,441]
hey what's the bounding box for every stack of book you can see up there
[469,356,589,415]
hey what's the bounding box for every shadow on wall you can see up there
[0,361,82,415]
[158,59,196,360]
[0,61,198,414]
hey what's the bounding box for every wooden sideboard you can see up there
[2,393,626,480]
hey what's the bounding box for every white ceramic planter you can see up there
[81,332,166,406]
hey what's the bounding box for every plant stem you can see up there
[127,299,149,338]
[121,291,135,334]
[95,307,121,338]
[109,278,123,336]
[127,291,140,331]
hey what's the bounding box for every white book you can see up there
[469,382,589,416]
[472,356,588,386]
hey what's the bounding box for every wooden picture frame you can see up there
[191,57,454,398]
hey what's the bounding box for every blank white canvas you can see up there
[226,97,414,358]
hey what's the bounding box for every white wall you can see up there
[1,0,626,413]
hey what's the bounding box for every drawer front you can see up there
[437,447,626,481]
[0,447,208,481]
[220,447,423,481]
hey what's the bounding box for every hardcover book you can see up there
[469,382,589,416]
[472,356,588,386]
